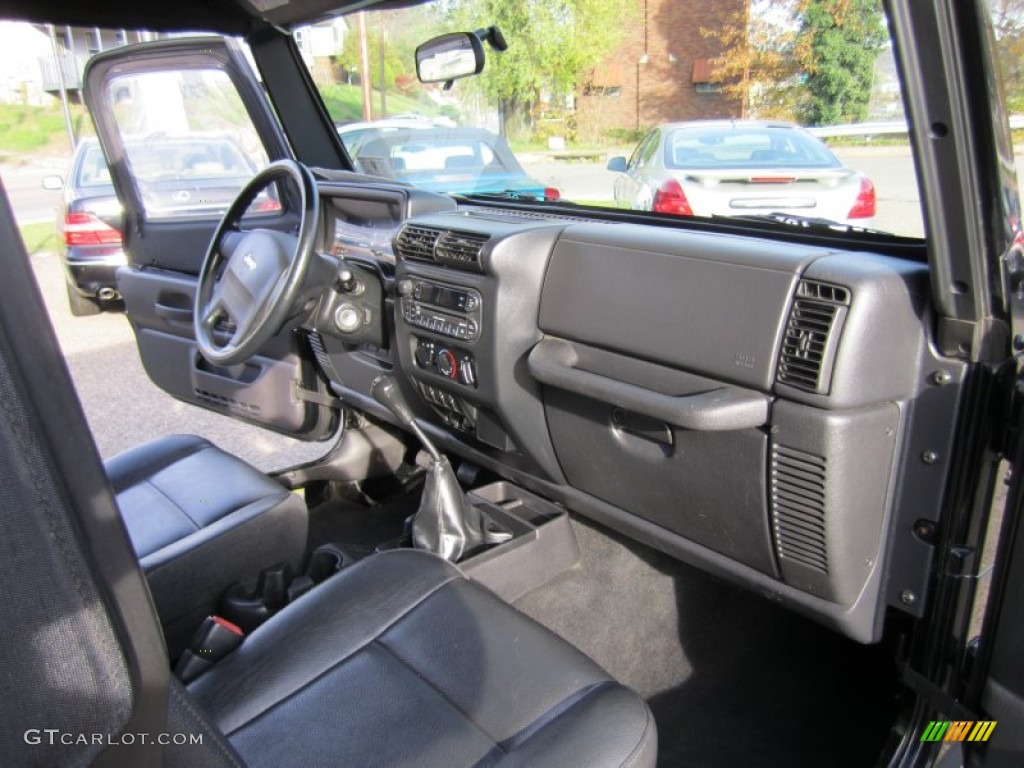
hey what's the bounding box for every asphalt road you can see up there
[27,249,330,472]
[5,154,67,224]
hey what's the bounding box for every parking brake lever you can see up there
[371,375,442,462]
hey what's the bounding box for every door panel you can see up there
[119,268,334,439]
[84,37,337,440]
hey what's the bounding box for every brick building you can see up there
[576,0,746,141]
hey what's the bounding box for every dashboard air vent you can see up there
[776,279,850,394]
[771,444,828,574]
[394,225,443,262]
[435,230,489,269]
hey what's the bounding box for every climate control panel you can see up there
[414,337,477,387]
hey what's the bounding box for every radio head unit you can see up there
[398,278,483,341]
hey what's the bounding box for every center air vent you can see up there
[394,224,488,271]
[776,279,850,394]
[395,225,442,261]
[435,230,489,269]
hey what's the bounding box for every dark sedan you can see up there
[52,135,264,315]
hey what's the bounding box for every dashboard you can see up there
[308,181,963,646]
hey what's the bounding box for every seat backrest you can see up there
[0,180,238,768]
[445,154,479,170]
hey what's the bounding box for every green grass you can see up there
[571,199,616,207]
[19,222,59,255]
[0,102,92,155]
[318,83,438,124]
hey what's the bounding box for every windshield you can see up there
[306,1,944,238]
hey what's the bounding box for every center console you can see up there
[389,213,568,481]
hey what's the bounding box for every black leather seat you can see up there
[186,548,657,767]
[105,434,308,653]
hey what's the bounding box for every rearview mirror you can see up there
[41,175,64,191]
[415,33,485,85]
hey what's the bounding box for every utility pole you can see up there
[379,13,387,118]
[358,12,373,121]
[47,25,76,152]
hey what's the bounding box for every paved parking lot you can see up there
[28,250,330,472]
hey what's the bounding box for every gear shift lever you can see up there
[371,374,442,462]
[371,375,507,561]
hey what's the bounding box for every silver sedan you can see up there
[607,121,876,226]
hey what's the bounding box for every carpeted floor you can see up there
[307,488,419,558]
[513,515,899,767]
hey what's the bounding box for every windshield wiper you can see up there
[719,212,892,237]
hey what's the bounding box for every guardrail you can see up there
[809,116,1024,138]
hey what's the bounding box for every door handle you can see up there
[155,303,194,322]
[528,339,770,431]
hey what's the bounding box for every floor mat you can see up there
[307,491,420,557]
[513,515,898,767]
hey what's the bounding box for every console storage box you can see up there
[459,481,580,601]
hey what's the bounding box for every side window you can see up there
[627,132,657,170]
[637,132,660,168]
[105,68,269,220]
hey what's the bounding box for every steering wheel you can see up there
[194,159,319,366]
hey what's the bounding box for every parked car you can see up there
[51,135,267,315]
[1,1,1023,767]
[345,125,559,199]
[336,115,457,150]
[607,121,876,225]
[48,138,126,316]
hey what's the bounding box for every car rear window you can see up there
[76,145,113,188]
[123,140,253,182]
[390,139,502,173]
[665,127,841,170]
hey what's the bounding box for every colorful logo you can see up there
[920,721,997,743]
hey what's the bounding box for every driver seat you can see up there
[105,434,308,655]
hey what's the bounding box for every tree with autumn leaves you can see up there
[993,0,1024,113]
[703,0,886,125]
[708,0,1024,125]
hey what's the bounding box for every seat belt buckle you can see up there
[174,616,245,684]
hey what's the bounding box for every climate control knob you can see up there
[415,340,435,369]
[436,348,458,379]
[458,358,476,387]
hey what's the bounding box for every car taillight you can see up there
[652,179,693,216]
[252,198,282,213]
[64,212,122,246]
[847,177,876,219]
[544,187,560,201]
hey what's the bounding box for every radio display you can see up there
[416,283,474,313]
